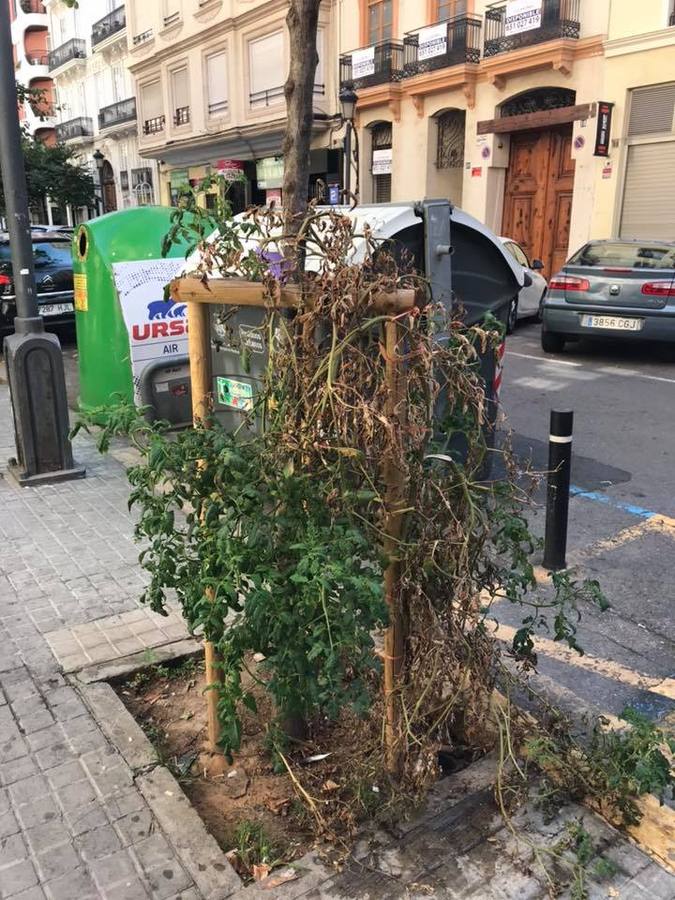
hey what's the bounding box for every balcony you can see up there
[249,85,284,109]
[143,115,165,135]
[339,40,404,90]
[48,37,86,72]
[403,15,481,77]
[483,0,580,57]
[91,6,125,48]
[98,97,136,130]
[55,116,93,142]
[174,106,190,126]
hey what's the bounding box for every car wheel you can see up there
[537,288,547,322]
[506,297,518,334]
[541,331,565,353]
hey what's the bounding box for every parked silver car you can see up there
[541,239,675,353]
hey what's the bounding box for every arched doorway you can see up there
[101,160,117,213]
[500,88,577,278]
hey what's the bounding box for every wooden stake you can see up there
[382,319,407,777]
[186,300,224,752]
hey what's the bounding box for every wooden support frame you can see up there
[176,277,415,765]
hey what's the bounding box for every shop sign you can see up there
[418,23,447,61]
[256,156,284,189]
[328,183,340,205]
[594,101,613,157]
[352,46,375,79]
[265,188,282,205]
[215,159,245,181]
[372,148,392,176]
[169,169,189,189]
[504,0,541,36]
[602,164,613,179]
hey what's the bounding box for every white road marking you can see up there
[507,350,675,385]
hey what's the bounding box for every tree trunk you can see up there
[281,0,321,245]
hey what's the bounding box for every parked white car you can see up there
[499,237,548,333]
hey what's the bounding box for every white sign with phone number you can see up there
[504,0,541,35]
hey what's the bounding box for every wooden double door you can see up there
[501,125,576,279]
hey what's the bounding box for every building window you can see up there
[435,0,467,21]
[206,50,228,116]
[170,67,190,126]
[120,170,129,191]
[132,167,153,205]
[163,0,181,27]
[140,81,164,135]
[368,0,392,44]
[371,122,392,203]
[248,31,284,109]
[436,110,465,169]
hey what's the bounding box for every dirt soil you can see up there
[115,658,317,863]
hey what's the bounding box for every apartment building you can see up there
[126,0,340,210]
[591,1,675,241]
[339,0,626,278]
[44,0,159,222]
[9,0,56,144]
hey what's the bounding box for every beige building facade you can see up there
[126,0,341,211]
[340,0,675,278]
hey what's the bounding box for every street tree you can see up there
[281,0,322,241]
[0,135,96,222]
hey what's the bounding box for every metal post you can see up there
[0,2,84,485]
[543,409,573,571]
[344,121,352,197]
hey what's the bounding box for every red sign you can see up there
[471,167,482,178]
[215,159,245,181]
[266,188,282,205]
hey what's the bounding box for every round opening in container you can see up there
[77,227,88,261]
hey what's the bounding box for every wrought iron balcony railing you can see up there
[249,85,284,108]
[403,15,481,77]
[174,106,190,126]
[132,29,153,46]
[483,0,580,57]
[48,37,86,71]
[91,6,125,47]
[55,116,93,142]
[339,40,405,90]
[143,115,165,135]
[98,97,136,130]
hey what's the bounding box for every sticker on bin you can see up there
[216,376,254,411]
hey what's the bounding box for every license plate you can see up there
[580,314,643,332]
[39,303,74,317]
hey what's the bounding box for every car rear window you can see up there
[0,241,72,271]
[569,241,675,270]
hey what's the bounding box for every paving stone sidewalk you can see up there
[0,382,673,900]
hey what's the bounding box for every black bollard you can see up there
[543,410,573,571]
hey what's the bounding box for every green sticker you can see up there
[216,377,254,412]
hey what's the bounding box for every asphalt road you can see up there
[499,318,675,726]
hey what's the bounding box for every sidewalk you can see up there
[0,380,673,900]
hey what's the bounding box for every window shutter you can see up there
[141,81,163,120]
[171,68,189,110]
[206,51,228,114]
[249,31,283,97]
[628,83,675,136]
[620,142,675,240]
[315,29,324,93]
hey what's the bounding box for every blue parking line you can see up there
[569,486,656,520]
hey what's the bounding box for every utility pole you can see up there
[0,3,83,485]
